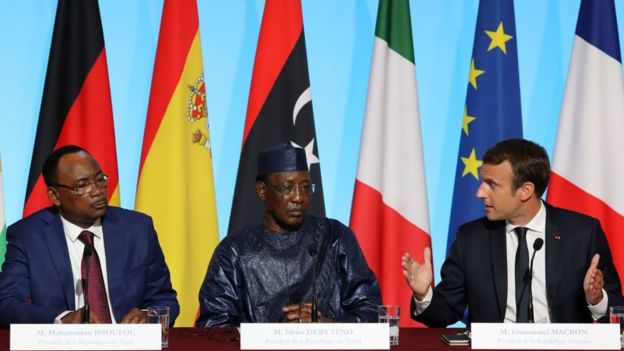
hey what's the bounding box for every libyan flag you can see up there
[228,0,325,233]
[23,0,120,216]
[350,0,432,327]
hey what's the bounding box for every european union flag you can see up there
[446,0,523,255]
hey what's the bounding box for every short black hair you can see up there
[42,145,92,186]
[482,139,550,197]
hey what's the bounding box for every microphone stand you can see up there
[307,244,318,323]
[526,238,544,323]
[82,246,93,324]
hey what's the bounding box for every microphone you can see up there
[307,244,318,323]
[525,238,544,323]
[82,243,94,324]
[84,243,94,256]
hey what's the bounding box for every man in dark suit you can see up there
[0,145,179,327]
[402,139,623,326]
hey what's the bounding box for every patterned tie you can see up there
[78,231,112,323]
[514,227,529,323]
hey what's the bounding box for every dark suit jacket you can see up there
[413,203,624,326]
[0,206,179,327]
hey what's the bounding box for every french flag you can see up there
[547,0,624,291]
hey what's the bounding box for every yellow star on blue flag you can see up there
[462,107,476,136]
[461,149,482,179]
[469,59,485,89]
[485,21,513,54]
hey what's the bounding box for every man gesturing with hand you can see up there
[402,139,623,326]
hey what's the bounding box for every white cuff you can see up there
[412,287,433,316]
[587,289,608,320]
[55,310,73,324]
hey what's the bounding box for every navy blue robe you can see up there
[197,215,381,327]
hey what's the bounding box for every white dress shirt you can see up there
[54,215,115,323]
[414,201,608,322]
[504,202,548,322]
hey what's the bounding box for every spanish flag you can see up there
[24,0,120,216]
[135,0,219,327]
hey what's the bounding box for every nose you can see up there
[475,183,486,199]
[88,181,106,197]
[290,187,305,203]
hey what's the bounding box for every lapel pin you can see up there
[554,234,561,240]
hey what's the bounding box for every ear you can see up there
[518,182,535,201]
[256,181,267,200]
[47,187,61,206]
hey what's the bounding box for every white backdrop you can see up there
[1,0,623,284]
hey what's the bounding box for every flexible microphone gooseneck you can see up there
[82,244,94,324]
[307,244,318,323]
[525,238,544,323]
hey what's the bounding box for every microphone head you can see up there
[533,238,544,251]
[307,244,318,257]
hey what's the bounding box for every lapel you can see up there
[101,208,124,321]
[489,222,507,321]
[544,205,563,307]
[41,209,75,310]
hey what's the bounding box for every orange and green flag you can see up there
[135,0,219,327]
[0,153,6,268]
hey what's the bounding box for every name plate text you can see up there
[240,323,389,350]
[10,324,161,350]
[471,323,620,350]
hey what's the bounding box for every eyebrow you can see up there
[74,171,104,182]
[482,176,498,184]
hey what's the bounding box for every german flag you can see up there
[24,0,119,216]
[135,0,219,327]
[229,0,325,233]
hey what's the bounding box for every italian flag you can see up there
[547,0,624,291]
[135,0,219,326]
[350,0,432,327]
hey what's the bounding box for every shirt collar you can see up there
[506,200,546,236]
[59,214,103,242]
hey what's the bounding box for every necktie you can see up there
[514,227,529,323]
[78,231,112,323]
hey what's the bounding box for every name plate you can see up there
[471,323,620,350]
[240,323,389,350]
[10,324,161,350]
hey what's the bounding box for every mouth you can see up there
[91,199,108,209]
[287,209,305,217]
